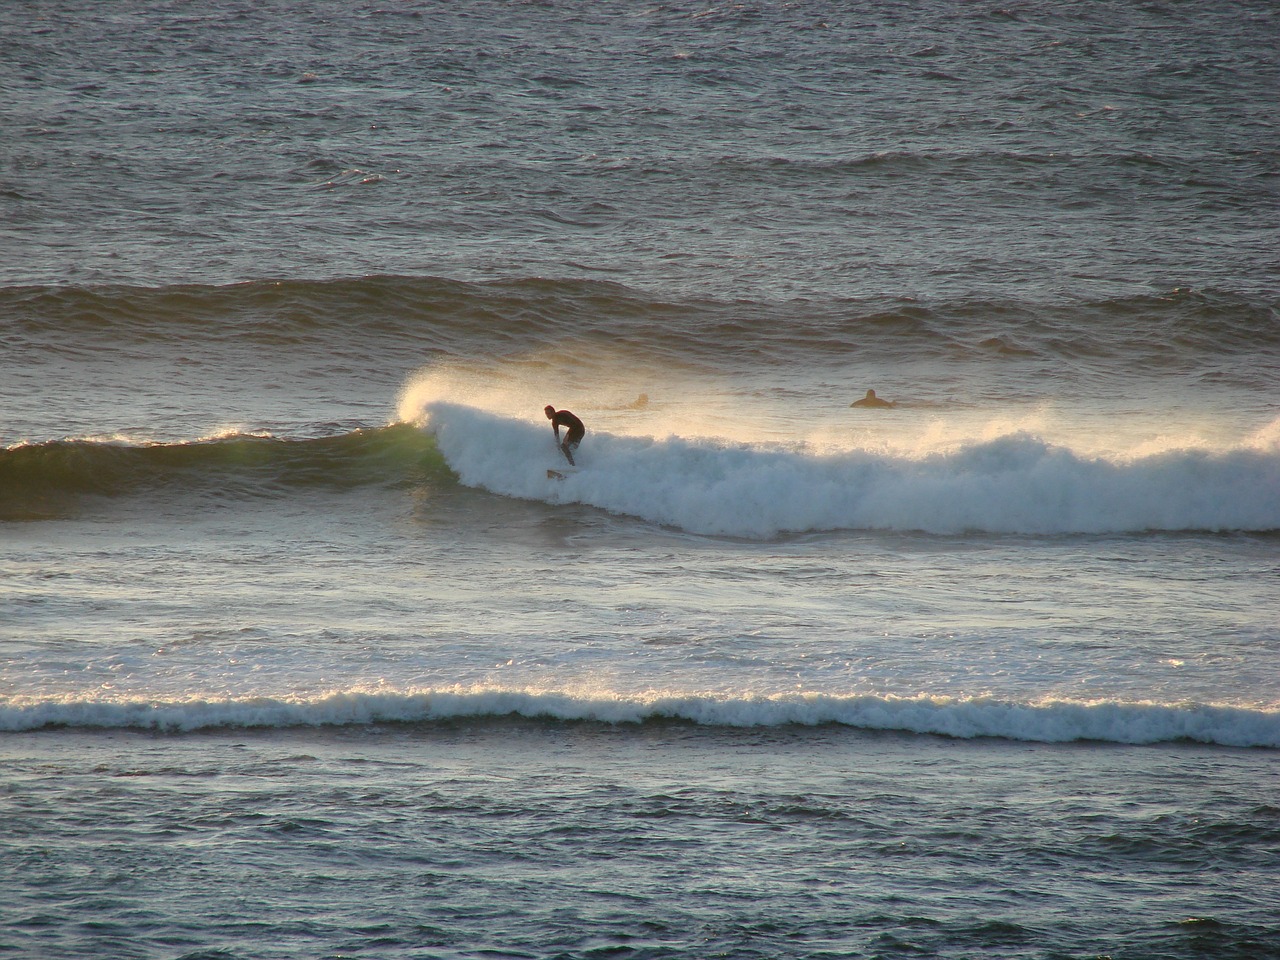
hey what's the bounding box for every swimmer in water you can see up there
[850,389,895,409]
[544,405,585,465]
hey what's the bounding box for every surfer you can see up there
[545,405,585,465]
[850,388,895,409]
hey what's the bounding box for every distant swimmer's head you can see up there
[544,405,556,419]
[851,388,894,408]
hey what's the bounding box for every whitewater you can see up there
[413,399,1280,538]
[5,687,1278,750]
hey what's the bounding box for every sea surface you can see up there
[3,2,1279,958]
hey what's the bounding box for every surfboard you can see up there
[547,468,568,480]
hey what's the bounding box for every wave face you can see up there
[4,687,1277,748]
[414,402,1280,537]
[0,426,445,520]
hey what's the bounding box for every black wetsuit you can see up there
[550,409,585,465]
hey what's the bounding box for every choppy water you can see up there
[3,2,1279,958]
[5,0,1278,300]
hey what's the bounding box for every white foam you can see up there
[3,688,1276,747]
[415,401,1280,537]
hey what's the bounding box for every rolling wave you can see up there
[4,276,1277,372]
[0,425,445,520]
[3,687,1276,748]
[420,402,1280,537]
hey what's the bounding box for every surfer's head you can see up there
[544,405,556,419]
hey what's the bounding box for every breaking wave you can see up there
[3,687,1276,748]
[418,402,1280,537]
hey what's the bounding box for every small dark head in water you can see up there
[851,389,895,409]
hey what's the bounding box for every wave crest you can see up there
[4,687,1275,748]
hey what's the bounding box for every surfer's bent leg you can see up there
[562,425,583,466]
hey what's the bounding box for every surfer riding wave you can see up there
[545,405,585,465]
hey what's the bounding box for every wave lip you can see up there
[3,688,1276,749]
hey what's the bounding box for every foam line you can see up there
[2,688,1276,747]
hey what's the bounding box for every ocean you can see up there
[2,1,1279,958]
